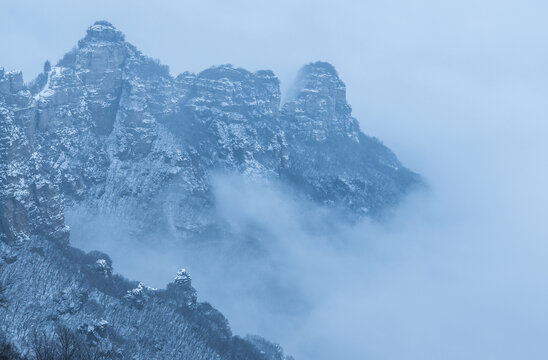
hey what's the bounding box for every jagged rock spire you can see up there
[282,61,359,142]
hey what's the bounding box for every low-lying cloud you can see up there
[68,139,548,360]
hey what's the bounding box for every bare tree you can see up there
[31,330,56,360]
[29,326,107,360]
[55,326,81,360]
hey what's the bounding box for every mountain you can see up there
[0,65,291,359]
[0,21,419,358]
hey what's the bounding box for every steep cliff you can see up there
[19,21,418,239]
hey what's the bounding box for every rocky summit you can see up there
[0,21,419,359]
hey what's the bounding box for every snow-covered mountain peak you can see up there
[82,20,126,44]
[281,61,357,143]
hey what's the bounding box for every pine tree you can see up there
[43,60,51,73]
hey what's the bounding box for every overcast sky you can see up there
[2,0,545,163]
[3,1,548,359]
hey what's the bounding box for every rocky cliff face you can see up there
[1,64,291,359]
[280,62,419,215]
[0,20,419,358]
[0,69,68,245]
[21,21,418,237]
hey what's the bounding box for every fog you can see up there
[6,1,548,359]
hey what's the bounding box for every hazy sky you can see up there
[4,1,548,359]
[2,0,545,161]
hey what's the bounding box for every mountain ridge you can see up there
[0,20,420,358]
